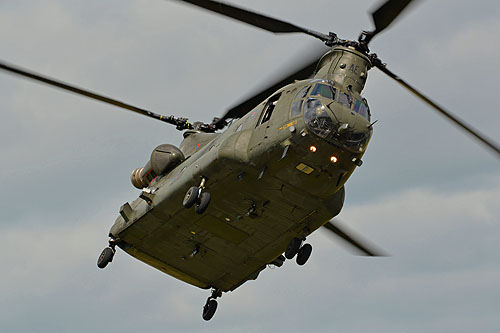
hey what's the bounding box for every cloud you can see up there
[1,0,500,332]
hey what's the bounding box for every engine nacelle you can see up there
[131,144,185,189]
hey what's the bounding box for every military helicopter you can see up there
[1,0,499,323]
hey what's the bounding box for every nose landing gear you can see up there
[195,191,211,214]
[202,288,222,321]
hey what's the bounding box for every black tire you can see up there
[183,186,199,208]
[285,237,302,259]
[202,299,218,321]
[296,243,313,266]
[97,247,114,269]
[195,192,211,214]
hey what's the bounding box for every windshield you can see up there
[311,83,337,100]
[304,98,335,138]
[299,81,371,121]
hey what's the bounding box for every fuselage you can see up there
[108,46,374,291]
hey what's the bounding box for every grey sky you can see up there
[1,0,499,332]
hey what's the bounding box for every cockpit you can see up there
[291,80,372,152]
[307,81,370,120]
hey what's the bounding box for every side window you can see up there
[257,93,281,126]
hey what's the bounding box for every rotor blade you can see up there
[215,48,326,126]
[172,0,329,42]
[374,61,500,158]
[0,60,193,130]
[322,220,387,256]
[371,0,419,35]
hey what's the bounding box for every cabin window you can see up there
[257,93,281,126]
[311,83,337,100]
[261,102,275,124]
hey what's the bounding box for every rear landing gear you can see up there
[183,177,211,214]
[97,240,116,269]
[285,236,313,266]
[296,243,312,266]
[285,237,302,259]
[202,299,218,321]
[202,288,222,321]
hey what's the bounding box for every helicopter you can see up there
[2,0,500,324]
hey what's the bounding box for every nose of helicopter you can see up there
[303,97,372,153]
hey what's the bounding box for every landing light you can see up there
[309,146,317,153]
[330,156,338,163]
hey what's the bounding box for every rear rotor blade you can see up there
[172,0,329,42]
[322,220,387,256]
[0,60,193,130]
[215,48,326,127]
[374,61,500,158]
[359,0,420,47]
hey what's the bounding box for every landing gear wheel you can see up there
[202,299,218,321]
[285,237,302,259]
[195,191,211,214]
[296,243,312,266]
[183,186,199,208]
[97,247,114,269]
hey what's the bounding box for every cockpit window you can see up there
[311,83,337,100]
[304,98,335,138]
[353,99,370,120]
[290,85,310,118]
[338,92,352,108]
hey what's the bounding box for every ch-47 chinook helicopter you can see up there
[2,0,500,322]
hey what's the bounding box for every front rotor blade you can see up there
[374,61,500,158]
[0,61,193,130]
[372,0,419,35]
[215,48,326,126]
[360,0,420,47]
[172,0,329,42]
[322,220,387,256]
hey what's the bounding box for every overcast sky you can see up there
[1,0,499,332]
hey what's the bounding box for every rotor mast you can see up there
[314,45,372,95]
